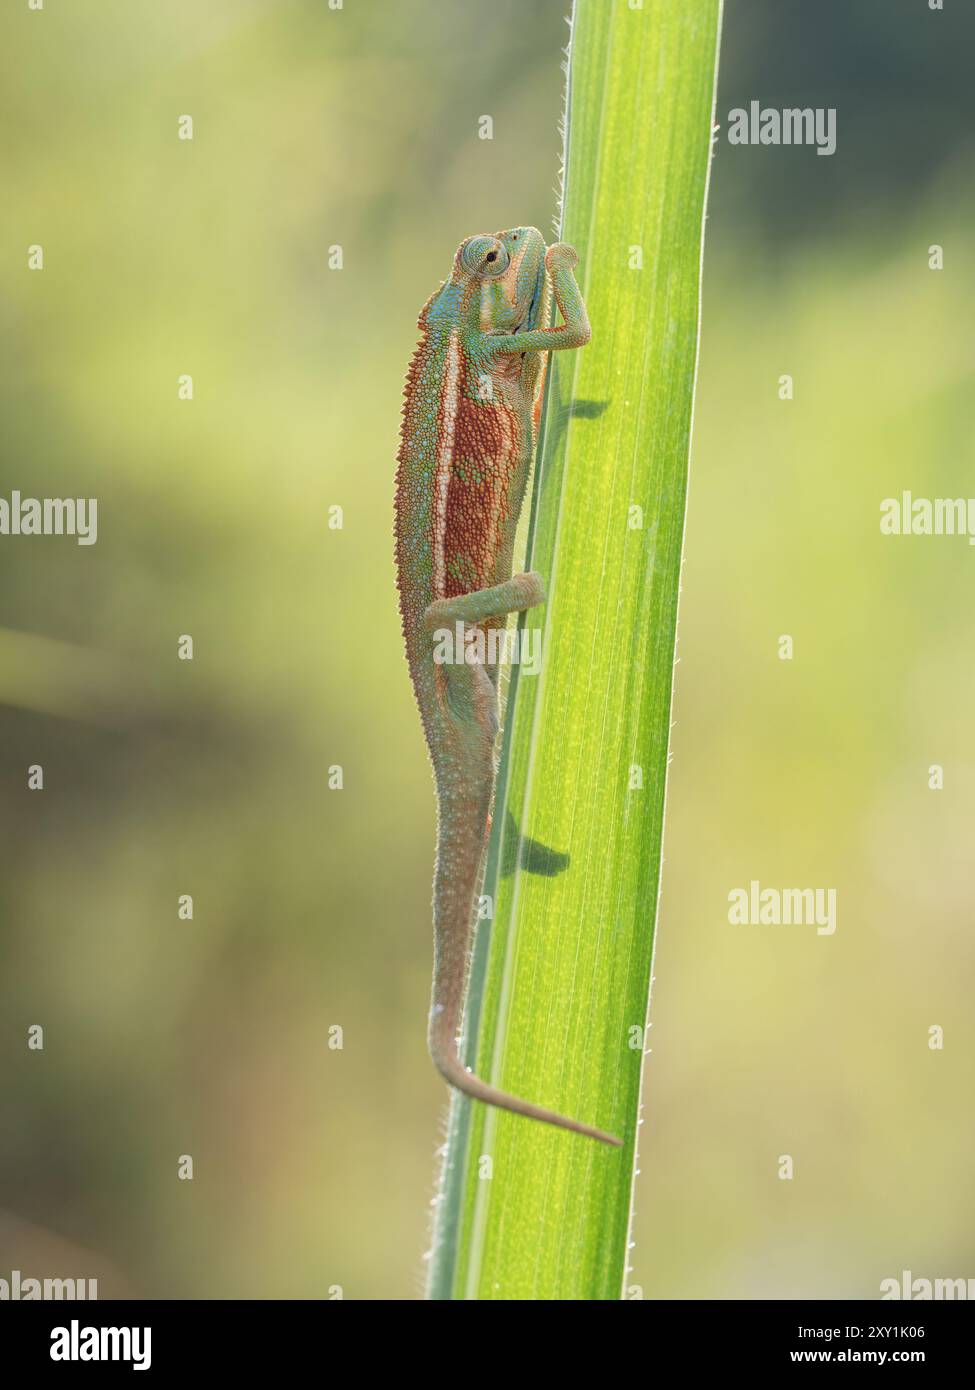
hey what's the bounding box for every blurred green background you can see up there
[1,0,972,1299]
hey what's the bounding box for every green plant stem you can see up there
[427,0,722,1301]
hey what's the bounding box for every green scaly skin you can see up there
[394,226,620,1146]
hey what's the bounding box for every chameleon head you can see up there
[454,226,548,337]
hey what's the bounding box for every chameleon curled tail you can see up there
[430,1027,623,1147]
[427,736,622,1148]
[431,1038,622,1146]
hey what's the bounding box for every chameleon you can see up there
[394,225,621,1146]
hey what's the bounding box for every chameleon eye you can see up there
[481,249,509,275]
[461,236,509,278]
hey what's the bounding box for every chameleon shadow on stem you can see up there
[500,808,571,878]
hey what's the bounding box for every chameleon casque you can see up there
[394,226,620,1146]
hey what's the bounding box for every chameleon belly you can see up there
[437,359,528,601]
[395,330,531,663]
